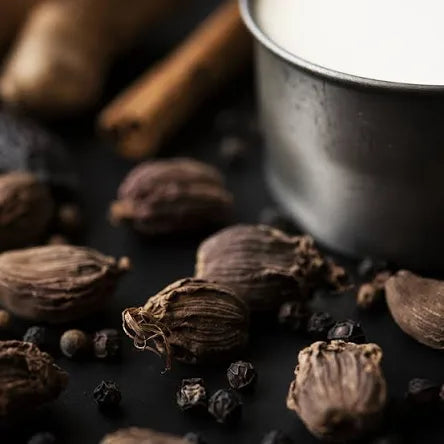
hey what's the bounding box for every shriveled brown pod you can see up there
[0,245,130,323]
[0,340,68,418]
[287,341,386,442]
[122,278,249,369]
[0,172,54,250]
[196,224,345,311]
[110,158,233,235]
[100,427,186,444]
[385,270,444,349]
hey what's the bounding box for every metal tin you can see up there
[240,0,444,269]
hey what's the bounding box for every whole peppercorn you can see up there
[227,361,257,391]
[327,320,367,343]
[278,301,309,332]
[23,326,50,350]
[0,309,11,330]
[60,329,90,359]
[261,430,293,444]
[406,378,441,405]
[93,329,121,360]
[28,432,56,444]
[93,380,122,409]
[208,389,242,424]
[307,312,335,339]
[176,378,207,412]
[183,432,208,444]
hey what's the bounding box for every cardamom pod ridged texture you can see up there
[287,341,386,442]
[0,245,130,323]
[122,278,249,369]
[0,172,54,250]
[385,270,444,349]
[101,427,187,444]
[196,225,345,311]
[0,340,68,417]
[110,158,233,235]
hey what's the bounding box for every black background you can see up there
[2,1,443,443]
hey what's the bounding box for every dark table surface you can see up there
[2,1,443,443]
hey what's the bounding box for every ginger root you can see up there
[0,0,181,116]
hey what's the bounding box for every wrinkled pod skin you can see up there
[196,224,345,311]
[122,278,249,369]
[0,340,68,418]
[0,245,130,323]
[385,270,444,349]
[100,427,187,444]
[0,172,54,250]
[110,158,233,236]
[287,341,386,442]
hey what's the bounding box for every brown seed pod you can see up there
[0,340,68,418]
[196,224,345,311]
[385,270,444,349]
[110,158,233,236]
[122,278,249,370]
[0,172,54,250]
[0,245,130,323]
[287,341,386,442]
[100,427,186,444]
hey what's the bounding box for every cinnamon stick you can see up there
[98,0,251,159]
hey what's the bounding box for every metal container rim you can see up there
[240,0,444,93]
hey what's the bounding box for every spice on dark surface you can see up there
[23,326,51,351]
[0,309,11,330]
[406,378,441,405]
[60,329,90,359]
[176,378,207,412]
[227,361,257,391]
[28,432,56,444]
[258,207,296,233]
[278,301,310,332]
[307,312,335,339]
[287,341,386,441]
[183,432,207,444]
[261,430,294,444]
[93,329,121,360]
[208,389,242,425]
[327,320,367,343]
[357,271,391,310]
[122,278,249,369]
[93,381,122,409]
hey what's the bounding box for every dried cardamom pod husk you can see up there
[196,224,346,311]
[0,245,130,323]
[101,427,186,444]
[0,172,54,250]
[0,340,68,418]
[385,270,444,349]
[122,278,249,370]
[110,158,233,236]
[287,341,386,441]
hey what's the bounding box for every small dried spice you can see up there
[357,271,391,310]
[0,340,68,417]
[287,341,386,441]
[122,278,248,370]
[0,172,54,250]
[28,432,56,444]
[93,381,122,409]
[176,378,207,412]
[385,270,444,349]
[110,158,233,236]
[0,245,130,323]
[327,320,367,343]
[406,378,441,405]
[93,329,121,360]
[307,312,335,339]
[208,389,242,425]
[101,428,186,444]
[23,326,50,351]
[261,430,293,444]
[60,329,90,359]
[278,301,310,332]
[196,225,345,312]
[227,361,257,391]
[0,310,11,330]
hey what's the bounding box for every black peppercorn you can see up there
[93,380,122,409]
[93,329,121,360]
[406,378,441,405]
[208,389,242,424]
[307,312,335,339]
[261,430,293,444]
[258,207,296,233]
[278,301,309,332]
[183,432,208,444]
[327,320,367,343]
[176,378,207,412]
[23,326,50,350]
[227,361,257,391]
[28,432,56,444]
[60,329,90,359]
